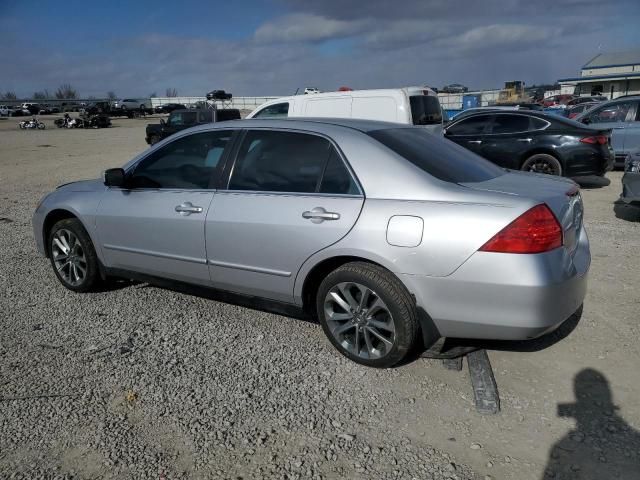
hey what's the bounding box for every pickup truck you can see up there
[145,108,241,145]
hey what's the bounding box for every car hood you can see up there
[56,178,104,192]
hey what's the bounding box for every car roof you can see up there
[242,117,413,132]
[180,117,417,135]
[449,110,552,120]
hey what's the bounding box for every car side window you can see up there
[253,103,289,118]
[489,114,531,134]
[447,115,489,135]
[129,131,232,189]
[530,117,549,130]
[319,152,360,195]
[229,130,337,193]
[590,102,632,123]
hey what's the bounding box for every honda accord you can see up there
[33,118,590,368]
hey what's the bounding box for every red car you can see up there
[542,94,576,107]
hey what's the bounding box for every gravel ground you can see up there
[1,115,639,480]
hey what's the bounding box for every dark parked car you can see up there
[444,111,614,177]
[621,149,640,205]
[145,108,241,144]
[441,83,468,93]
[155,103,188,114]
[81,101,113,115]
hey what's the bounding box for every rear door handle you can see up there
[517,138,533,142]
[613,126,625,129]
[467,140,482,144]
[175,202,203,215]
[302,207,340,223]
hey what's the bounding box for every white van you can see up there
[247,87,444,133]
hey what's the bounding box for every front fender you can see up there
[34,188,106,262]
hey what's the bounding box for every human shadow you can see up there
[542,368,640,479]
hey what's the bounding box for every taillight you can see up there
[580,135,608,145]
[479,204,562,254]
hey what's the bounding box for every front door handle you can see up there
[175,202,203,215]
[302,207,340,223]
[517,138,533,142]
[467,140,482,144]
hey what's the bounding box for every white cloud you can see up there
[447,24,564,52]
[254,14,366,43]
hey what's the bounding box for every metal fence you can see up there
[149,96,279,110]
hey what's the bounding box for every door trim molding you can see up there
[103,244,207,264]
[207,259,292,277]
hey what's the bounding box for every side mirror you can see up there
[103,168,125,187]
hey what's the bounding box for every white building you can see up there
[558,49,640,99]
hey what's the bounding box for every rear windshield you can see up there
[410,96,442,125]
[169,112,197,125]
[368,128,504,183]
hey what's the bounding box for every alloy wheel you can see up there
[324,282,395,359]
[52,229,87,287]
[527,159,559,175]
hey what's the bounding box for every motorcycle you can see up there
[19,117,46,130]
[54,114,82,128]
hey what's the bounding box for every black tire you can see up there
[149,134,161,145]
[48,218,101,292]
[316,262,420,368]
[521,153,562,176]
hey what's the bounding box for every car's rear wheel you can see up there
[521,153,562,176]
[48,218,101,292]
[316,262,419,368]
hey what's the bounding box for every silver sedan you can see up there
[33,118,590,368]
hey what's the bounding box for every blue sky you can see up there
[1,0,639,98]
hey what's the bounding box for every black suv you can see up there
[145,108,241,145]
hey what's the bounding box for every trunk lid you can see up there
[460,171,583,253]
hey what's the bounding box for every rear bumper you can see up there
[620,172,640,203]
[401,226,590,341]
[565,148,614,176]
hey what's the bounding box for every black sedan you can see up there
[155,103,187,114]
[443,111,614,177]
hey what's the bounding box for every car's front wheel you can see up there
[316,262,419,368]
[48,218,101,292]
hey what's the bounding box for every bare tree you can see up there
[55,84,77,99]
[33,89,52,100]
[107,91,117,100]
[165,88,178,98]
[2,91,17,100]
